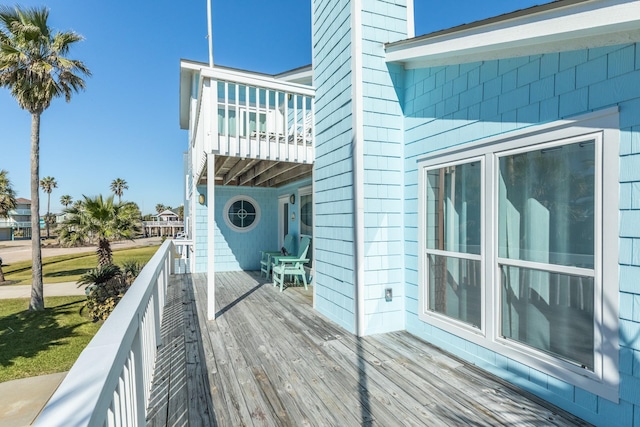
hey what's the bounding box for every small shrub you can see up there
[83,278,129,321]
[78,259,145,321]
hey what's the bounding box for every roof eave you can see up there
[386,0,640,68]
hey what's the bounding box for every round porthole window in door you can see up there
[224,196,260,232]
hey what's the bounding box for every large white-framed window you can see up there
[417,108,619,401]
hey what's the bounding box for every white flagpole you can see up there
[207,0,214,67]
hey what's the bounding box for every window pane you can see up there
[498,141,595,268]
[427,254,481,328]
[426,162,481,255]
[500,265,594,369]
[228,200,256,229]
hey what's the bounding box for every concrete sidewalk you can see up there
[0,373,67,427]
[0,281,86,299]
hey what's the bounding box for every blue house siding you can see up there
[402,43,640,426]
[195,185,208,273]
[360,0,407,334]
[313,0,357,332]
[213,187,276,272]
[313,0,409,334]
[194,185,276,272]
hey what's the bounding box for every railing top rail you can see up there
[34,240,175,427]
[202,67,316,98]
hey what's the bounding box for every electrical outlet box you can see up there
[385,288,392,302]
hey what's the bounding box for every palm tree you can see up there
[110,178,128,203]
[40,176,57,239]
[58,195,142,266]
[155,203,166,214]
[0,6,90,311]
[0,169,17,283]
[60,194,72,208]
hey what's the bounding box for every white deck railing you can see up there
[33,240,191,427]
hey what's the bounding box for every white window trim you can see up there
[223,195,261,233]
[417,107,619,402]
[419,156,486,336]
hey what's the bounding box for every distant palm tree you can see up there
[110,178,128,203]
[39,176,57,239]
[0,169,16,218]
[0,169,17,283]
[155,203,166,214]
[59,195,142,266]
[0,6,90,311]
[60,194,73,208]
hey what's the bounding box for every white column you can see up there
[207,153,216,320]
[351,0,365,337]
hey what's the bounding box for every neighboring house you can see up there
[143,209,184,237]
[180,0,640,425]
[0,197,31,240]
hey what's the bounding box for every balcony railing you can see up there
[142,220,184,227]
[33,239,193,427]
[8,208,31,216]
[0,219,30,228]
[191,66,315,183]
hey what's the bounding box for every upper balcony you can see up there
[180,61,314,188]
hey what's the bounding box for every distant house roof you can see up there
[154,210,179,217]
[15,198,31,204]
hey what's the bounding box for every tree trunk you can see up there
[97,238,113,267]
[46,192,51,239]
[0,265,5,283]
[30,112,44,311]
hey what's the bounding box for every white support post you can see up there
[207,153,216,320]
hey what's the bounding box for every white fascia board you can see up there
[200,67,316,96]
[275,66,313,85]
[179,60,202,130]
[387,0,640,68]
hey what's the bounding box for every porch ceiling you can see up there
[199,156,313,188]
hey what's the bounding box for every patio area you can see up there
[146,271,590,426]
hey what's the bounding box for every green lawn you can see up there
[0,296,102,382]
[2,246,160,286]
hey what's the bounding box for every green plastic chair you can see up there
[260,234,295,278]
[272,237,311,292]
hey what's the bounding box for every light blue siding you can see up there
[403,43,640,426]
[313,0,409,334]
[213,187,276,272]
[313,0,357,332]
[195,185,208,273]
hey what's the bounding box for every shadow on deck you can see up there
[147,271,590,426]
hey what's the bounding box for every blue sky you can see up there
[1,0,545,215]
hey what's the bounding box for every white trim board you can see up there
[386,0,640,68]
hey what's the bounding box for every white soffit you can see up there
[386,0,640,68]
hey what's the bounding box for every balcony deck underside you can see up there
[147,272,589,426]
[200,155,313,188]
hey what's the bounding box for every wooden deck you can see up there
[147,271,590,426]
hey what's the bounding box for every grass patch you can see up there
[2,246,160,286]
[0,296,102,383]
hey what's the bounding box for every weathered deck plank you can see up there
[149,271,590,426]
